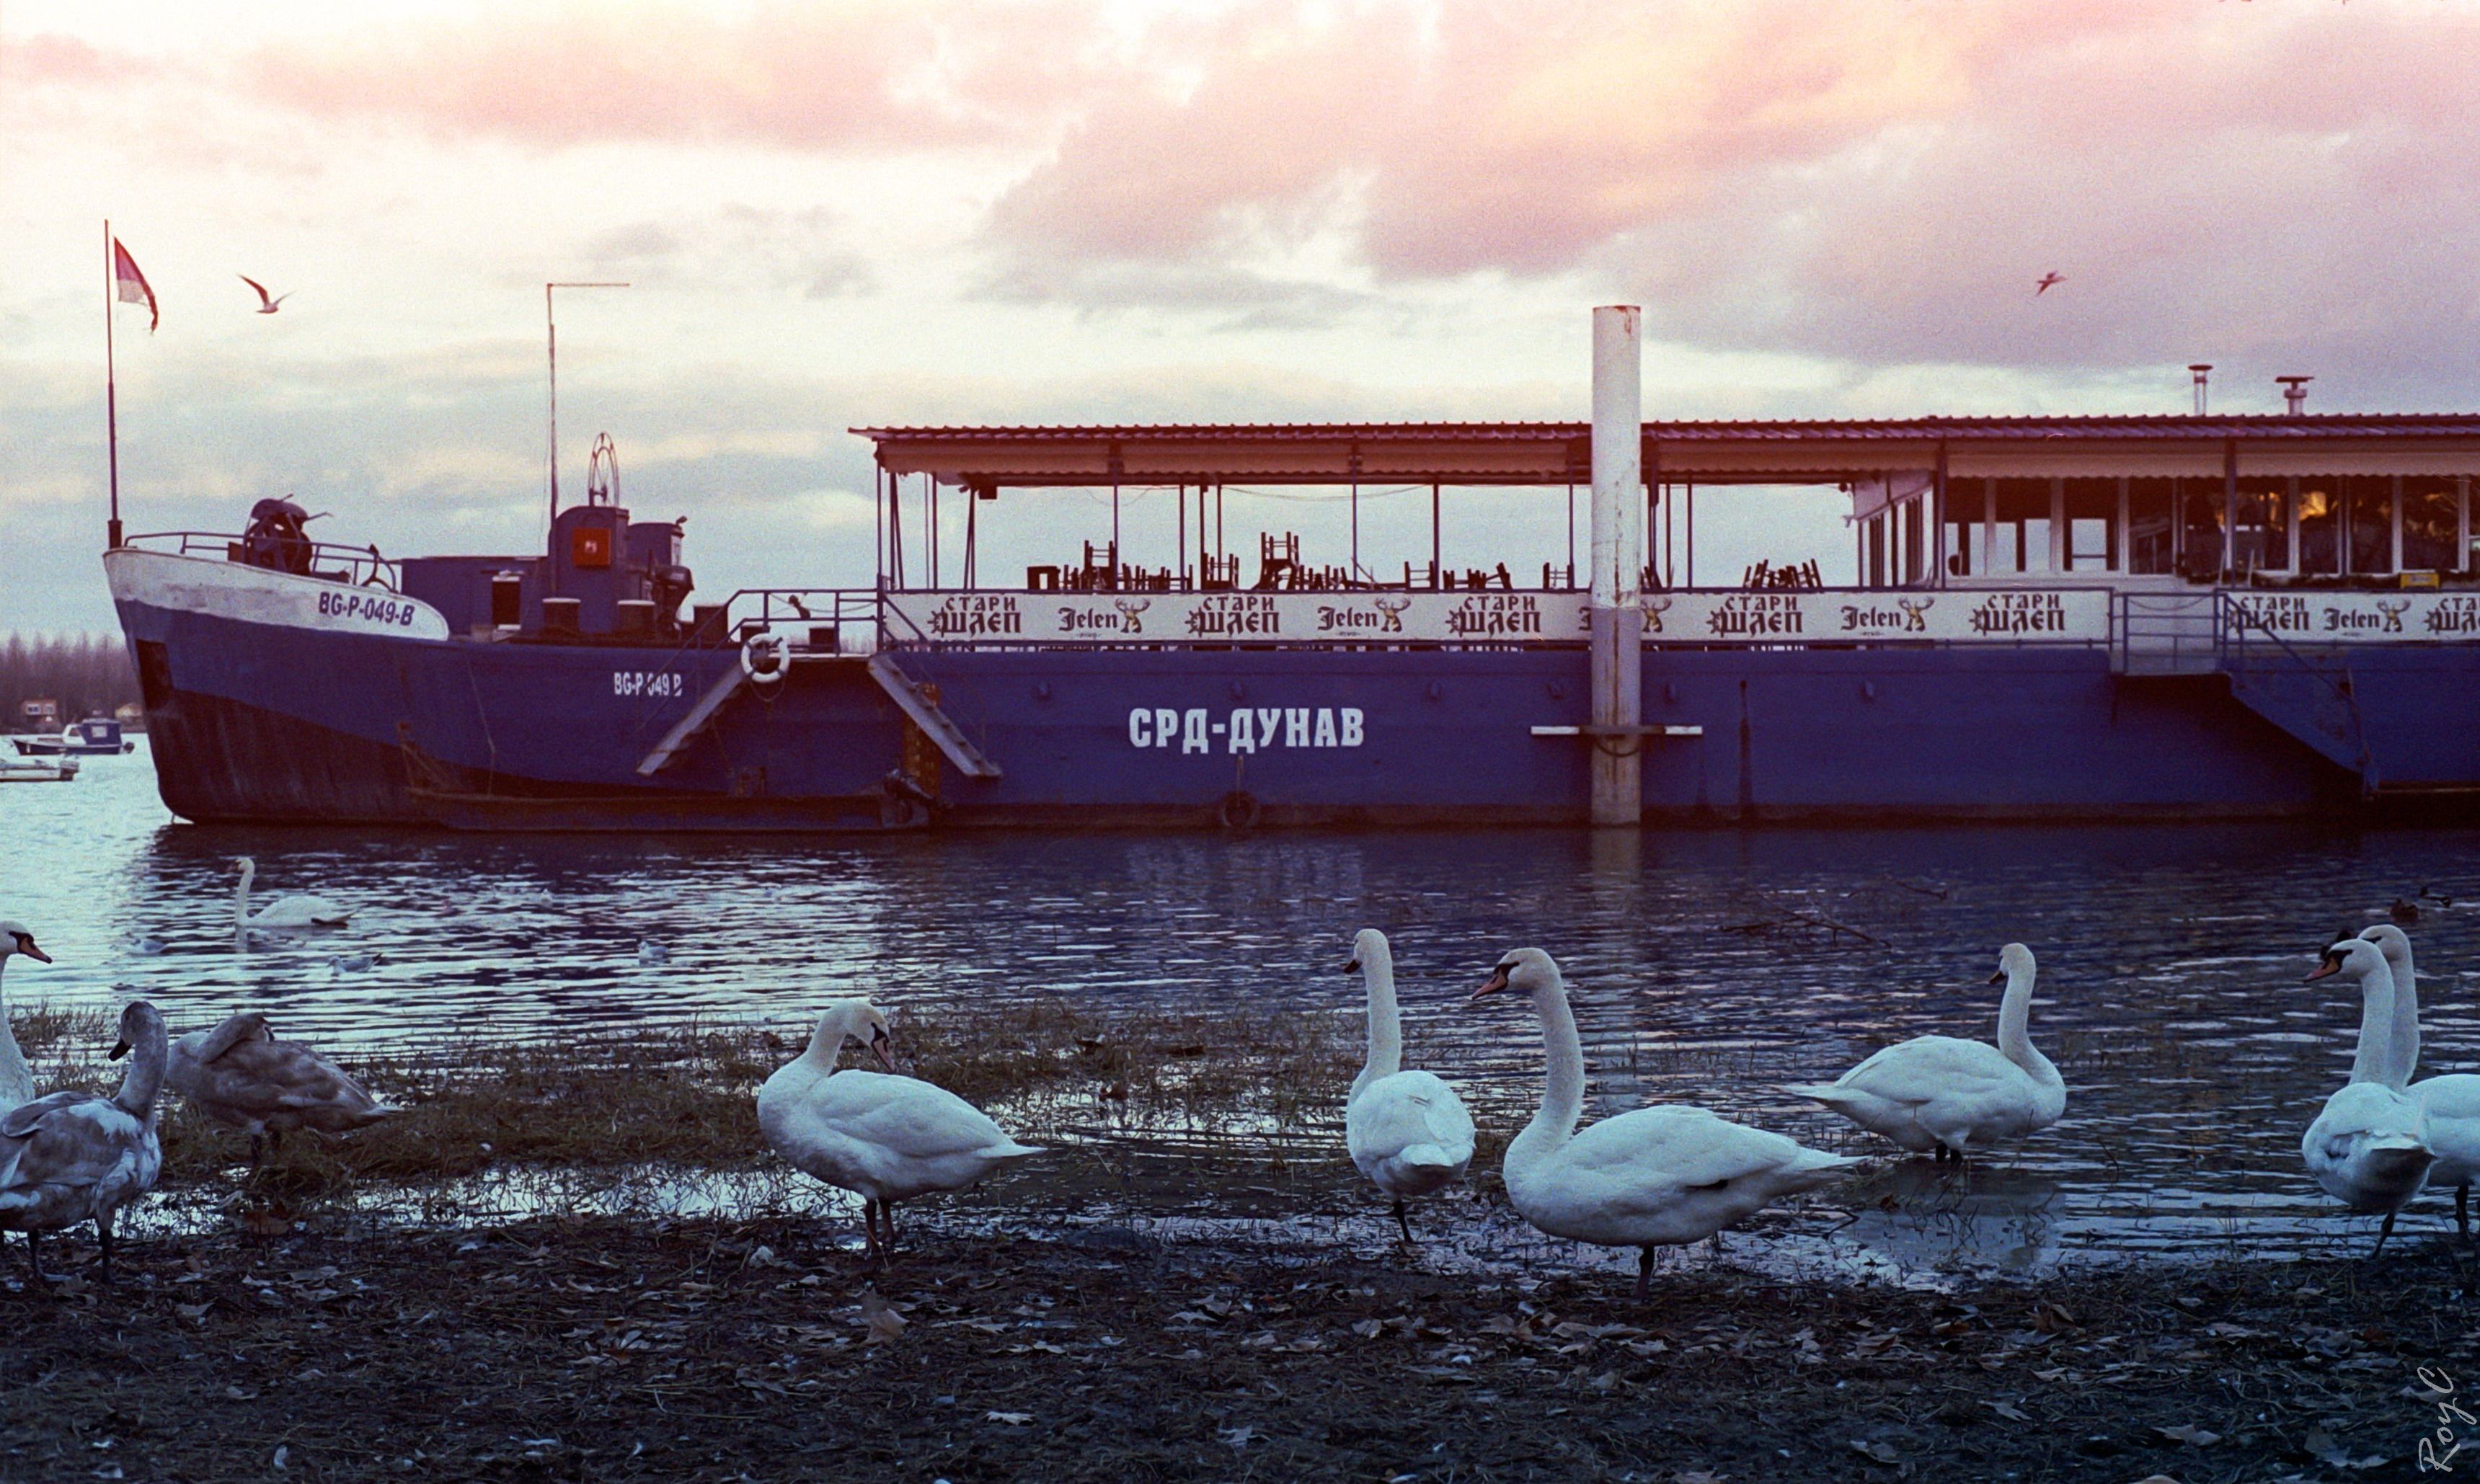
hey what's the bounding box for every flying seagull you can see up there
[240,275,291,314]
[2033,272,2065,296]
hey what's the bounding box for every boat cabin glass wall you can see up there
[1929,471,2473,588]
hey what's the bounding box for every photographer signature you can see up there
[2419,1368,2472,1473]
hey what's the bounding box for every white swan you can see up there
[2360,923,2480,1243]
[2302,936,2435,1256]
[756,998,1044,1263]
[1345,928,1475,1243]
[1782,942,2065,1162]
[232,856,350,930]
[1474,947,1864,1300]
[0,1000,167,1283]
[1,920,54,1110]
[165,1011,402,1163]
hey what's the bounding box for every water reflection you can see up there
[11,741,2480,1273]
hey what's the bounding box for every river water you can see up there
[7,738,2480,1279]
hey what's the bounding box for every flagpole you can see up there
[105,219,122,550]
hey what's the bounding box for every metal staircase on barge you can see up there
[2115,592,2375,796]
[633,651,1000,783]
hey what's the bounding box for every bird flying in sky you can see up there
[240,275,291,314]
[2033,272,2065,296]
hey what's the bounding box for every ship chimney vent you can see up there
[2187,363,2213,416]
[2277,375,2313,415]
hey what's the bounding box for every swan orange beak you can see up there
[2304,949,2346,982]
[9,932,48,964]
[1471,965,1512,1000]
[869,1026,898,1073]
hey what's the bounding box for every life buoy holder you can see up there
[740,631,789,686]
[1214,790,1261,831]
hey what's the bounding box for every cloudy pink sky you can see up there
[7,0,2479,634]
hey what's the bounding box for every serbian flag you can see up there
[112,238,158,332]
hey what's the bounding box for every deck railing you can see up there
[125,528,404,592]
[2113,591,2220,675]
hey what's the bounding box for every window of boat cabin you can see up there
[1859,497,1930,587]
[2297,476,2395,577]
[1967,477,2050,574]
[2063,478,2117,572]
[2404,477,2461,572]
[2127,478,2179,574]
[2295,481,2339,575]
[2348,476,2394,574]
[2230,478,2290,576]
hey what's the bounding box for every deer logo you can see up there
[1112,597,1151,635]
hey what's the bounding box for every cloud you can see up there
[0,31,164,87]
[983,3,1991,278]
[575,206,874,296]
[227,0,1122,153]
[970,0,2480,394]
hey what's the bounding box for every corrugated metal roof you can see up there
[853,415,2480,485]
[856,414,2480,440]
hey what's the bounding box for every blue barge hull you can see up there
[117,564,2435,830]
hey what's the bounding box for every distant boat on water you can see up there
[12,716,136,757]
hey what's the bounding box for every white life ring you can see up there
[740,631,789,685]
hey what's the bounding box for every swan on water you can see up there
[756,998,1044,1264]
[1,920,53,1111]
[232,856,351,930]
[1473,947,1864,1301]
[2302,936,2435,1256]
[1781,942,2065,1163]
[0,1000,167,1283]
[165,1011,402,1164]
[1344,928,1475,1243]
[2359,923,2480,1244]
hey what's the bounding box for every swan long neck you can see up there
[2349,956,2397,1087]
[1995,962,2037,1065]
[2386,946,2419,1091]
[195,1013,267,1064]
[114,1009,168,1124]
[0,959,32,1104]
[233,863,253,926]
[1518,977,1586,1160]
[802,1015,854,1071]
[1356,951,1403,1093]
[802,1005,880,1073]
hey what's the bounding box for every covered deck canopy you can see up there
[856,414,2480,491]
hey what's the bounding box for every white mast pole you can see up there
[1589,306,1644,827]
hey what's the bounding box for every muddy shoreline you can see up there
[4,1208,2472,1484]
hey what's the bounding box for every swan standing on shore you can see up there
[0,1000,167,1283]
[165,1012,402,1163]
[1,920,54,1110]
[757,998,1044,1264]
[2302,936,2435,1256]
[2360,923,2480,1243]
[1344,928,1475,1243]
[1782,943,2065,1163]
[232,856,351,931]
[1474,948,1864,1301]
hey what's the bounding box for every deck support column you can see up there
[1590,306,1644,827]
